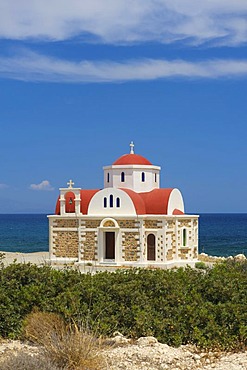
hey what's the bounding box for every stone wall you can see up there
[118,220,137,228]
[85,220,101,228]
[53,219,78,228]
[144,220,162,229]
[122,232,139,261]
[53,231,78,258]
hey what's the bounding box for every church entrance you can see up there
[147,234,156,261]
[105,232,115,259]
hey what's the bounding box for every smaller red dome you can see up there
[113,154,152,165]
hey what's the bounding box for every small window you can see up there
[104,197,107,208]
[116,197,120,207]
[183,229,187,246]
[155,173,157,182]
[121,172,125,182]
[141,172,145,182]
[107,173,110,183]
[110,194,113,207]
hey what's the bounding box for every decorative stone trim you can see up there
[82,231,97,261]
[103,220,116,227]
[167,220,175,229]
[178,220,191,228]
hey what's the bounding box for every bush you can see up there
[0,260,246,350]
[195,261,207,270]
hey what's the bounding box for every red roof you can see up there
[113,154,152,165]
[173,208,184,215]
[139,189,173,214]
[55,188,183,216]
[121,188,146,214]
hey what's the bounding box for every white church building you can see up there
[48,143,199,268]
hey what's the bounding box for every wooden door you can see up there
[105,232,115,259]
[147,234,155,261]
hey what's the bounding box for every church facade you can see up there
[48,143,199,268]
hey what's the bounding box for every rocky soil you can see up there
[0,336,246,370]
[104,335,247,370]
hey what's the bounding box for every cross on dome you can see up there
[67,179,74,188]
[130,141,134,154]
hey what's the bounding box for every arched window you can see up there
[141,172,145,182]
[147,234,156,261]
[104,197,107,208]
[121,172,125,182]
[107,173,110,183]
[110,194,113,207]
[116,197,120,208]
[183,229,187,246]
[65,192,75,213]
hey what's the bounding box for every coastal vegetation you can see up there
[0,256,246,351]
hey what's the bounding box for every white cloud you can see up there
[1,51,247,82]
[0,183,8,189]
[30,180,54,191]
[0,1,247,45]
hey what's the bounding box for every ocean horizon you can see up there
[0,213,246,257]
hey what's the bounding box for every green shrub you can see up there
[195,261,207,270]
[0,260,246,350]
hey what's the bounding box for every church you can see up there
[48,143,199,268]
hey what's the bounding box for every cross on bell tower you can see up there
[67,179,74,188]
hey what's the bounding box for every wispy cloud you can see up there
[0,1,247,46]
[30,180,54,191]
[1,51,247,83]
[0,183,8,189]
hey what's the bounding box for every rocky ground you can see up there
[0,336,246,370]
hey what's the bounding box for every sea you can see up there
[0,214,246,257]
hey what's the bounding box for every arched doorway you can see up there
[105,232,115,259]
[147,234,156,261]
[99,218,119,262]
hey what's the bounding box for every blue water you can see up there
[0,214,49,253]
[0,214,246,257]
[199,213,247,257]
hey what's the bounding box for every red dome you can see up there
[113,154,152,165]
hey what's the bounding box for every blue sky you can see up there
[0,0,247,213]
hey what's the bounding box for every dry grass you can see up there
[22,311,105,370]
